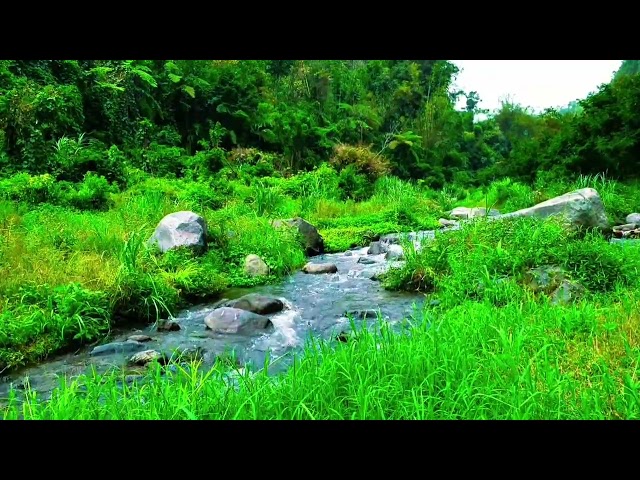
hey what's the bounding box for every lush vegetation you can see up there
[2,59,640,419]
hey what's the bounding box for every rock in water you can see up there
[367,241,386,255]
[385,244,404,260]
[223,293,284,315]
[344,309,379,319]
[357,257,376,265]
[90,341,146,357]
[127,334,153,343]
[244,254,269,277]
[128,350,167,366]
[148,211,208,254]
[272,217,324,256]
[498,188,609,229]
[157,320,181,332]
[204,307,273,335]
[302,263,338,274]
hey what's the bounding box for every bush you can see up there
[64,172,115,210]
[0,172,60,204]
[329,143,391,181]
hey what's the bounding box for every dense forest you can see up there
[2,59,639,197]
[2,59,640,420]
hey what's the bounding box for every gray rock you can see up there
[357,257,377,265]
[438,218,459,228]
[302,263,338,274]
[449,207,472,220]
[344,309,380,319]
[127,334,152,343]
[344,251,353,256]
[385,244,404,260]
[170,346,205,363]
[128,350,167,366]
[204,307,273,335]
[272,217,324,256]
[379,233,401,245]
[626,213,640,225]
[612,223,638,232]
[550,280,586,305]
[523,266,566,294]
[244,254,269,277]
[449,207,500,220]
[148,211,208,254]
[223,293,284,315]
[498,188,608,229]
[90,341,146,357]
[367,241,386,255]
[157,320,181,332]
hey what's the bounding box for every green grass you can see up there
[3,168,640,419]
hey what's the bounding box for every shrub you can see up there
[329,143,391,181]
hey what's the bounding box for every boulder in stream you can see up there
[204,307,273,335]
[367,241,387,255]
[449,207,500,220]
[90,341,147,357]
[128,350,167,366]
[385,244,404,260]
[302,263,338,274]
[222,293,284,315]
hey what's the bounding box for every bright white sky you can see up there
[450,60,623,114]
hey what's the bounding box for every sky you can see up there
[449,60,623,114]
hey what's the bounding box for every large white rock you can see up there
[148,211,208,253]
[498,188,609,229]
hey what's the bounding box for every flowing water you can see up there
[0,241,432,401]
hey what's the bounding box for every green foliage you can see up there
[0,283,111,369]
[382,216,640,303]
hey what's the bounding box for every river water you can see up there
[0,242,430,401]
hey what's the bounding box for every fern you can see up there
[183,86,196,98]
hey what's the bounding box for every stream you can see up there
[0,236,434,402]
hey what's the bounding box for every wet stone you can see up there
[90,341,146,357]
[357,257,376,265]
[128,350,167,366]
[127,334,153,343]
[157,321,181,332]
[344,309,380,319]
